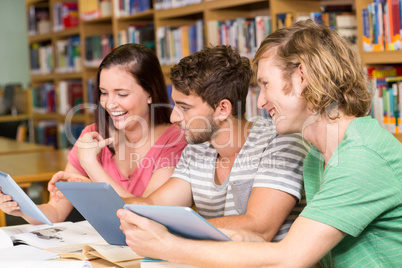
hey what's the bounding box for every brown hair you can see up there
[94,43,171,154]
[252,20,372,118]
[170,45,252,118]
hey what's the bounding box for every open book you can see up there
[46,241,142,267]
[0,220,142,267]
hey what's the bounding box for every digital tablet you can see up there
[56,182,126,245]
[123,204,231,241]
[0,171,52,225]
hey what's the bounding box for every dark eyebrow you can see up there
[175,101,193,107]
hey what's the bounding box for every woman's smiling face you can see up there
[99,66,152,131]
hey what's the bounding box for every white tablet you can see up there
[55,182,126,245]
[123,204,231,241]
[0,171,52,225]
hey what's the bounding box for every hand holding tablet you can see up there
[0,171,52,225]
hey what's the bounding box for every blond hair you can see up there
[252,20,372,118]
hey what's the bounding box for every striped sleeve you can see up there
[253,133,308,201]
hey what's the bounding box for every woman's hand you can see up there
[76,132,114,166]
[48,171,92,201]
[0,187,23,217]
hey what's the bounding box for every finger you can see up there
[117,209,144,228]
[98,137,114,149]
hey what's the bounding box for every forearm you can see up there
[161,237,286,268]
[208,215,277,241]
[81,159,134,198]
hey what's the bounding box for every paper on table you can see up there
[0,229,13,249]
[0,260,93,268]
[0,245,58,261]
[11,221,104,249]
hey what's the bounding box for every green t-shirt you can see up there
[300,116,402,268]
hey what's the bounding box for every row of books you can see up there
[59,122,86,148]
[32,83,55,114]
[35,120,85,149]
[28,4,50,36]
[208,16,272,59]
[116,24,155,49]
[58,80,84,115]
[369,65,402,134]
[30,42,53,75]
[36,120,58,148]
[276,8,357,45]
[80,0,112,21]
[84,34,114,68]
[52,2,79,32]
[55,36,82,73]
[245,86,268,121]
[154,0,201,10]
[156,20,204,65]
[32,81,84,116]
[362,0,402,52]
[114,0,151,17]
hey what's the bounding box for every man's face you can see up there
[256,57,310,135]
[170,87,219,144]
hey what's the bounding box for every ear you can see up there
[297,64,308,88]
[214,99,232,121]
[293,64,308,96]
[147,96,152,104]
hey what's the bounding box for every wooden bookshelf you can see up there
[24,0,402,147]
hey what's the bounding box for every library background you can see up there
[0,0,401,226]
[1,0,402,147]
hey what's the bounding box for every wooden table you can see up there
[0,149,69,226]
[0,136,53,155]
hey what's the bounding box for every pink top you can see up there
[67,124,187,197]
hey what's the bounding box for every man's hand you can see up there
[118,208,176,259]
[48,171,92,201]
[220,228,267,242]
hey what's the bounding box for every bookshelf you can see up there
[25,0,402,145]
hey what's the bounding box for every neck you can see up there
[116,123,151,147]
[210,117,251,159]
[302,113,355,163]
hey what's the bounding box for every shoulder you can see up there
[80,124,96,135]
[250,118,309,153]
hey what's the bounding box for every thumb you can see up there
[99,137,114,148]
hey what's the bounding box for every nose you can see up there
[257,90,267,110]
[106,95,117,110]
[170,106,183,124]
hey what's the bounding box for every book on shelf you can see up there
[55,36,81,73]
[157,20,203,65]
[28,4,50,35]
[115,0,151,17]
[53,2,79,32]
[36,120,58,148]
[276,12,293,29]
[361,0,402,52]
[30,42,53,75]
[85,34,114,67]
[367,65,402,134]
[32,83,55,113]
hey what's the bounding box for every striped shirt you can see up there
[172,118,309,241]
[301,116,402,267]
